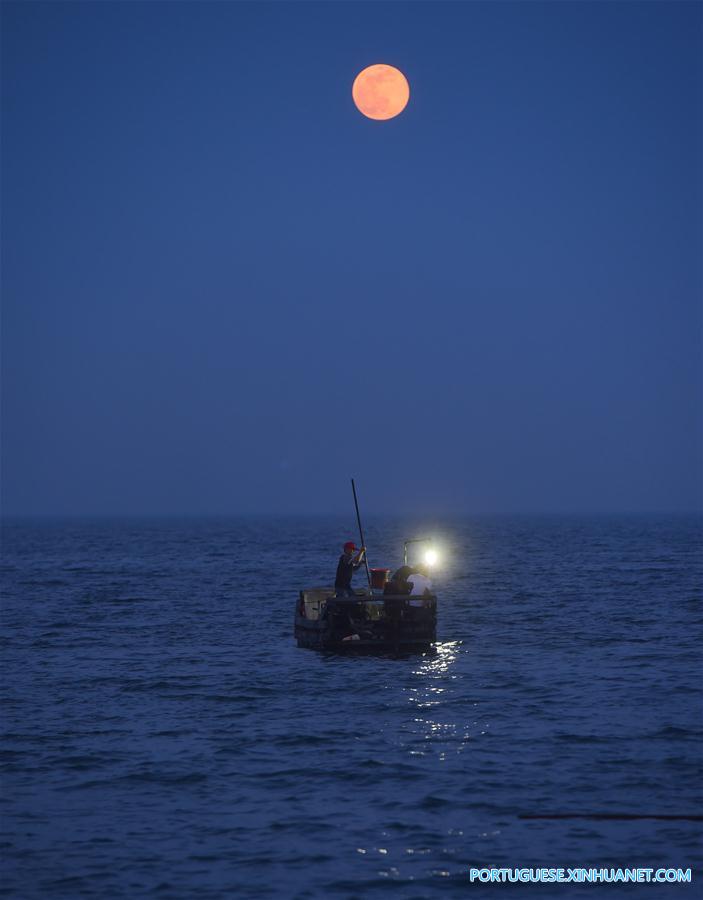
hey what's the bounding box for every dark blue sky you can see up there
[2,1,701,516]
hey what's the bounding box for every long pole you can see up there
[351,478,372,593]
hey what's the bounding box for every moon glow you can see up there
[352,64,410,120]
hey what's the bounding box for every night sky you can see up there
[2,1,701,516]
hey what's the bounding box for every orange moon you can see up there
[352,64,410,120]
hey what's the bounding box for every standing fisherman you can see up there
[335,542,366,597]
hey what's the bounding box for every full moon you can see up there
[352,64,410,121]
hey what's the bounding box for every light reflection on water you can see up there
[403,641,480,760]
[413,640,461,678]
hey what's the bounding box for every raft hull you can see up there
[294,589,437,652]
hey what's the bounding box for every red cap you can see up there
[343,541,357,552]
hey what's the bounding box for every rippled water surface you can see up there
[1,515,701,898]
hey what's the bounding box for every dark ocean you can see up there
[1,515,701,898]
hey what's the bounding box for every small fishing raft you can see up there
[295,479,438,652]
[294,588,437,652]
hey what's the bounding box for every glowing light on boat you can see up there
[424,548,439,567]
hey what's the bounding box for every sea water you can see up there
[1,515,701,898]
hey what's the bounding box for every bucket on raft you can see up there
[370,568,391,589]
